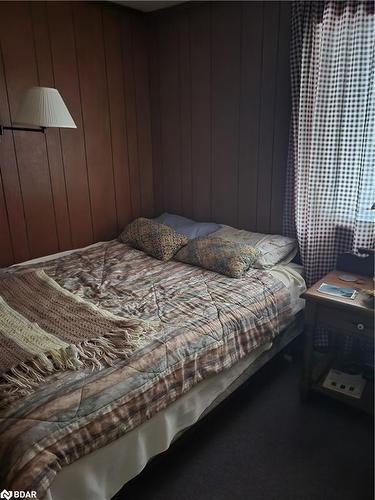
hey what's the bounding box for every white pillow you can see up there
[208,226,298,269]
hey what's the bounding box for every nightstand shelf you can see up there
[301,271,374,414]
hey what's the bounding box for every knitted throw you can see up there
[0,270,153,404]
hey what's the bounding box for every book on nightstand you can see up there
[317,283,357,299]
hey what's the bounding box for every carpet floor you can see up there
[115,350,374,500]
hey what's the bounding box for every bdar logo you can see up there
[0,492,36,499]
[0,490,12,500]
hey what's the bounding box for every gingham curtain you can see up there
[285,0,375,287]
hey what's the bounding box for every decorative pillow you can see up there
[208,226,297,269]
[119,218,188,261]
[175,237,260,278]
[154,213,221,240]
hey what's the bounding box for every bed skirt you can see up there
[44,314,303,500]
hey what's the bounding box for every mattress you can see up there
[0,240,305,499]
[44,317,303,500]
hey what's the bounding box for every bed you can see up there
[0,239,306,500]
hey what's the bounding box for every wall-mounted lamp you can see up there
[0,86,76,135]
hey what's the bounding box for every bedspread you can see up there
[0,240,292,497]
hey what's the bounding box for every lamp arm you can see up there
[0,125,46,135]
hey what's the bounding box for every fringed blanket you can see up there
[0,269,152,403]
[0,240,294,497]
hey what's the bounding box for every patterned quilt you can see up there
[0,240,293,497]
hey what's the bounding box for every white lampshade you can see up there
[15,87,76,129]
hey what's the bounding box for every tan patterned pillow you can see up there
[119,218,188,261]
[175,237,260,278]
[208,225,297,269]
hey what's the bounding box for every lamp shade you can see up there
[14,87,76,128]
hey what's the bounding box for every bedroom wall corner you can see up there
[148,0,292,234]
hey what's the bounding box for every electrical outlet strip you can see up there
[322,369,366,399]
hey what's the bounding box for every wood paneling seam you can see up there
[0,36,31,258]
[45,4,74,247]
[100,5,119,233]
[70,1,95,241]
[30,3,60,250]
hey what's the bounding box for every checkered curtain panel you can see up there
[285,0,375,287]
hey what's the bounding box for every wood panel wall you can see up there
[0,1,291,267]
[0,1,154,267]
[150,1,291,235]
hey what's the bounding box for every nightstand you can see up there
[301,271,374,413]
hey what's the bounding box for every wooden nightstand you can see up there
[302,271,374,413]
